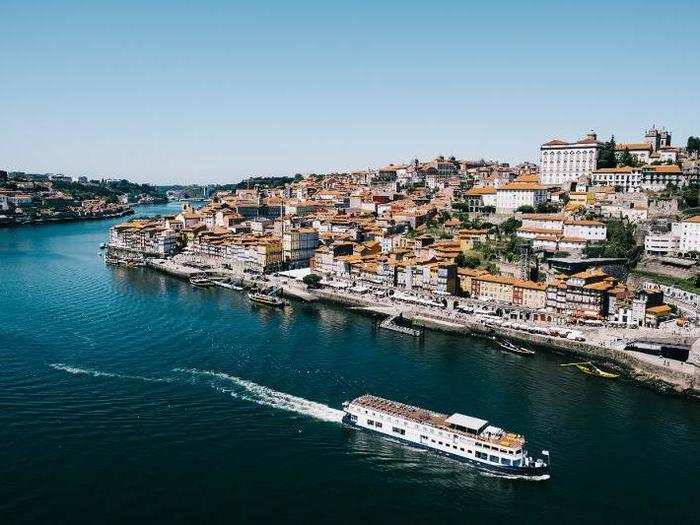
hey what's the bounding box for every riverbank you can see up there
[139,256,700,399]
[0,207,133,227]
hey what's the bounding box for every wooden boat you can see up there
[490,335,536,356]
[190,275,214,287]
[561,361,619,379]
[248,292,286,307]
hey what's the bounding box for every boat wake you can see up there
[173,368,345,423]
[49,363,172,383]
[481,472,551,482]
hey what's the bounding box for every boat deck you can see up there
[350,394,524,449]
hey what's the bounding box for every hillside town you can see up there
[106,126,700,391]
[0,170,168,226]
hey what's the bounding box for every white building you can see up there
[539,131,601,186]
[644,217,700,257]
[644,231,680,256]
[495,182,548,213]
[678,216,700,255]
[562,220,607,241]
[591,167,643,192]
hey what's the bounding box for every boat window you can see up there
[489,455,498,463]
[475,451,487,460]
[438,441,443,445]
[512,459,521,466]
[500,458,511,466]
[375,422,382,428]
[350,415,357,422]
[460,447,464,452]
[392,427,406,436]
[367,420,374,426]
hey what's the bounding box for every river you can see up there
[1,203,698,524]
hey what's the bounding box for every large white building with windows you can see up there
[539,131,601,186]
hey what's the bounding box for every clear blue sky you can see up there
[1,0,698,184]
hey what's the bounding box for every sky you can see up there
[1,1,698,184]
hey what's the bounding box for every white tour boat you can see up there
[342,394,549,479]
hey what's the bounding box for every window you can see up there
[438,441,443,445]
[392,427,405,436]
[367,420,374,426]
[350,415,357,422]
[489,455,499,463]
[475,451,487,460]
[375,422,382,428]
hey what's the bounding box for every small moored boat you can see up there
[248,292,286,307]
[561,361,619,378]
[190,275,214,287]
[490,336,536,356]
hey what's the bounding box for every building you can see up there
[495,182,548,213]
[539,131,601,186]
[546,268,618,319]
[591,167,643,192]
[282,227,320,269]
[677,216,700,255]
[465,186,497,213]
[108,220,179,255]
[643,216,700,257]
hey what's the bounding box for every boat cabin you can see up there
[445,414,488,436]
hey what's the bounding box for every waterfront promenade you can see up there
[140,252,700,397]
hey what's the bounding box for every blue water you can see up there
[1,203,698,524]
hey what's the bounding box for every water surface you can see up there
[1,203,698,523]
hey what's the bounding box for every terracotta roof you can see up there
[499,182,547,191]
[646,304,672,315]
[593,167,638,173]
[465,187,496,196]
[644,164,682,174]
[521,213,566,221]
[616,143,652,151]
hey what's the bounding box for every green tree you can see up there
[681,184,699,208]
[302,273,322,288]
[455,252,480,268]
[618,148,640,167]
[515,205,535,213]
[500,217,522,235]
[687,136,700,155]
[535,201,559,213]
[597,135,617,168]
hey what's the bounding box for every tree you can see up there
[302,273,322,289]
[681,184,699,208]
[481,206,495,214]
[515,205,535,213]
[535,201,559,213]
[687,136,700,155]
[618,148,640,167]
[597,135,617,169]
[500,217,522,235]
[455,252,480,268]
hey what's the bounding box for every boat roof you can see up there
[350,395,525,449]
[445,413,489,432]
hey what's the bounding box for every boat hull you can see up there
[342,414,549,479]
